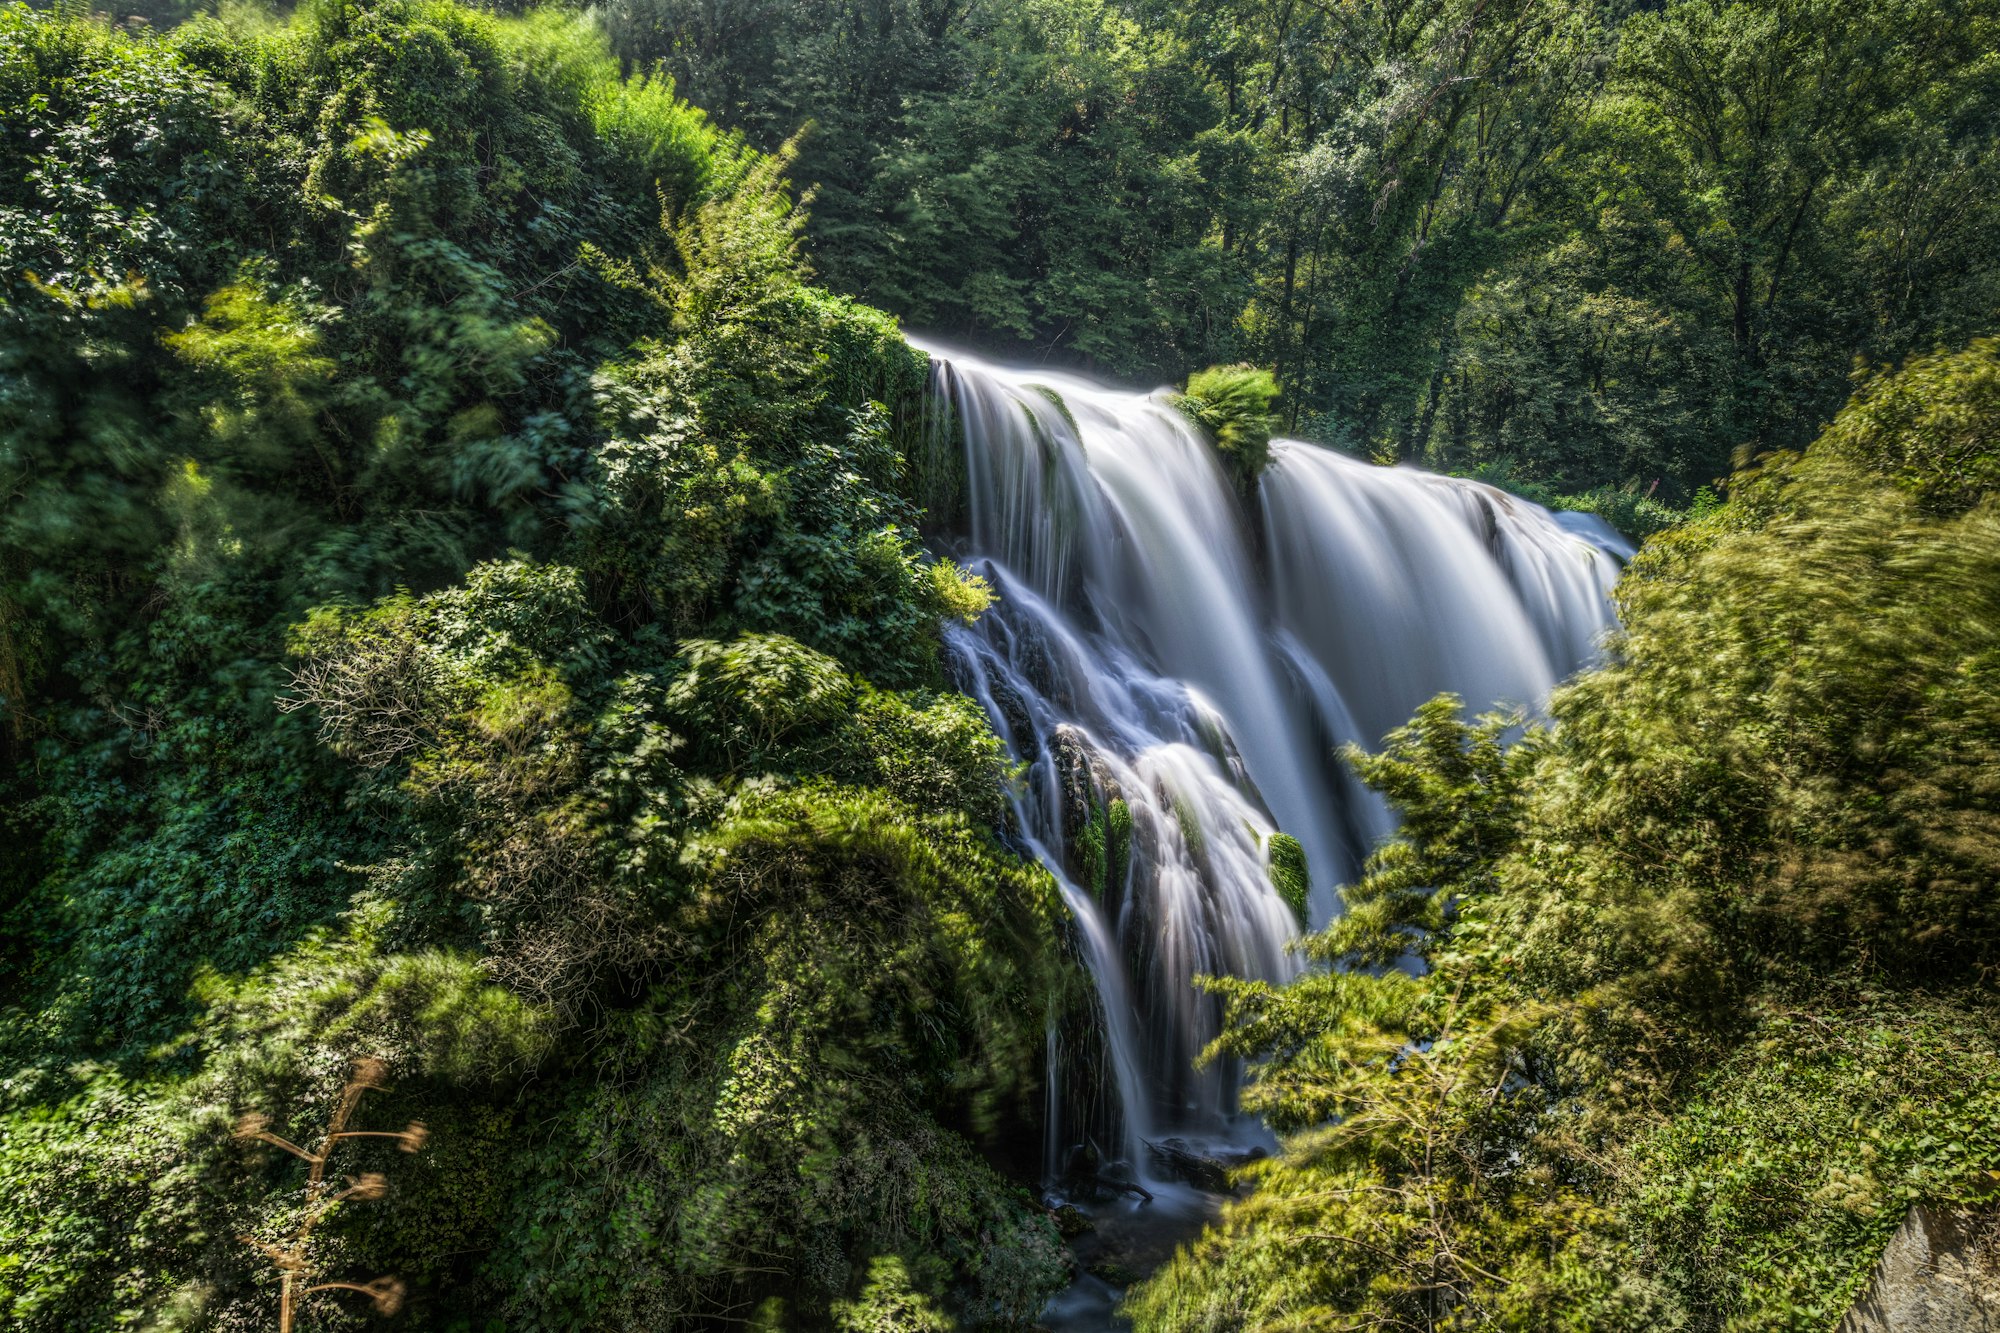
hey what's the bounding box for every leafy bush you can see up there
[832,1256,956,1333]
[1817,337,2000,517]
[1178,363,1280,491]
[483,782,1074,1327]
[1620,994,2000,1330]
[1555,486,1688,542]
[669,631,858,765]
[0,899,550,1332]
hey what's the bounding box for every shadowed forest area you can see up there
[2,0,1997,1329]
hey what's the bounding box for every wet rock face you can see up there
[988,672,1038,761]
[1053,725,1095,845]
[1050,725,1122,850]
[1144,1138,1265,1195]
[1050,1204,1093,1240]
[1839,1204,2000,1332]
[1048,730,1135,919]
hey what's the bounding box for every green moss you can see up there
[1072,796,1135,904]
[1268,832,1308,928]
[1106,798,1131,901]
[1076,804,1108,900]
[1026,382,1081,438]
[1171,794,1205,860]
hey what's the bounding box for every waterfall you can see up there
[918,343,1623,1187]
[1261,442,1626,775]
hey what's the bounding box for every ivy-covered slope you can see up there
[0,3,1075,1328]
[1128,340,2000,1332]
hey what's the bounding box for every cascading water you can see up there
[1261,442,1629,780]
[916,342,1624,1243]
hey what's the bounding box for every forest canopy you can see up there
[593,0,2000,502]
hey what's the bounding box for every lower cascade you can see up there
[918,342,1628,1209]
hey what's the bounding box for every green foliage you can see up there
[669,631,857,765]
[1302,0,1998,490]
[1075,805,1107,901]
[1536,468,2000,993]
[1133,342,2000,1330]
[0,3,1068,1328]
[1265,832,1307,929]
[580,171,943,682]
[832,1255,956,1333]
[1311,698,1523,970]
[483,782,1074,1327]
[924,558,995,626]
[1106,798,1131,896]
[0,901,550,1332]
[835,687,1011,826]
[662,630,1008,822]
[1457,458,1690,541]
[1557,488,1687,543]
[596,0,1257,374]
[1071,793,1135,904]
[1178,363,1280,491]
[0,1073,196,1330]
[597,0,2000,501]
[1817,337,2000,517]
[1620,995,2000,1330]
[187,901,555,1086]
[0,0,766,1060]
[43,0,1990,496]
[0,4,246,300]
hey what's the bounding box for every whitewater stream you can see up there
[917,344,1627,1326]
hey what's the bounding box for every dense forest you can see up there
[1,0,1996,1330]
[594,0,2000,508]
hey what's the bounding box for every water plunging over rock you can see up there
[918,342,1623,1226]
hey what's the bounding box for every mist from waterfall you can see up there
[918,342,1624,1186]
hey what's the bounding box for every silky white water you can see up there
[920,343,1623,1187]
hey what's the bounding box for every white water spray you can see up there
[920,343,1623,1184]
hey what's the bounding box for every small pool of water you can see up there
[1038,1180,1226,1331]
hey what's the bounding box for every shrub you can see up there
[1178,363,1281,490]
